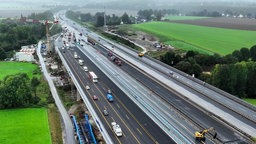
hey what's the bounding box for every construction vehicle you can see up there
[138,52,144,57]
[195,127,217,142]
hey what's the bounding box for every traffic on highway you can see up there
[54,11,256,144]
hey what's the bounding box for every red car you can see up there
[93,95,98,100]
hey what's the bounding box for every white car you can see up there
[111,122,122,137]
[85,85,90,90]
[83,66,88,72]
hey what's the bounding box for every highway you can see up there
[55,38,174,143]
[91,41,253,143]
[56,11,255,144]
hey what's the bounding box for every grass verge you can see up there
[243,98,256,106]
[48,104,63,144]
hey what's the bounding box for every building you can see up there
[15,44,36,62]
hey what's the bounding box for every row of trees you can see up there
[160,45,256,98]
[66,11,133,27]
[137,9,179,21]
[188,9,221,17]
[0,73,40,109]
[67,8,180,27]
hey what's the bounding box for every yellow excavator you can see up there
[138,52,144,57]
[195,127,217,142]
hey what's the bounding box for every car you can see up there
[83,66,88,71]
[93,95,98,100]
[103,109,109,116]
[85,85,90,90]
[107,89,112,94]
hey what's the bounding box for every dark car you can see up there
[103,109,109,116]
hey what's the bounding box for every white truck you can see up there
[111,122,122,137]
[78,59,84,66]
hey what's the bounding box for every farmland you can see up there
[0,108,51,144]
[132,21,256,55]
[164,16,209,21]
[170,17,256,31]
[0,62,40,80]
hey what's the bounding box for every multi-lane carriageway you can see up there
[58,15,256,144]
[56,38,174,143]
[92,37,256,142]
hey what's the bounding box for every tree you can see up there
[250,45,256,61]
[160,51,180,66]
[232,50,242,62]
[0,47,7,60]
[219,54,238,64]
[246,62,256,98]
[31,77,40,97]
[155,10,162,21]
[80,13,93,22]
[0,73,33,108]
[175,61,191,74]
[121,13,131,24]
[240,47,250,61]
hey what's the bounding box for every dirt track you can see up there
[170,17,256,31]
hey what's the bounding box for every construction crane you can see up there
[195,127,217,142]
[20,16,58,53]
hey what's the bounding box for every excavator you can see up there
[195,127,217,142]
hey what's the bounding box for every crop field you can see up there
[0,108,51,144]
[164,16,209,21]
[0,62,39,80]
[132,21,256,55]
[170,17,256,31]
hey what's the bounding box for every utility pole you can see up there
[104,7,107,30]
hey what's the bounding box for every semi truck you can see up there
[107,94,113,102]
[111,122,122,137]
[108,51,122,66]
[87,36,97,45]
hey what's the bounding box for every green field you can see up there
[132,22,256,55]
[164,16,209,20]
[0,108,51,144]
[0,62,39,80]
